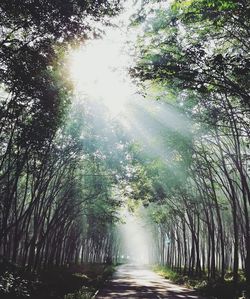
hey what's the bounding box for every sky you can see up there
[68,0,138,116]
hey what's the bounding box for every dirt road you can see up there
[96,264,205,298]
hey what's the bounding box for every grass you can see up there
[63,287,94,299]
[153,265,185,284]
[0,262,116,299]
[153,265,249,299]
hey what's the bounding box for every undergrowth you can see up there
[153,265,249,299]
[0,262,115,299]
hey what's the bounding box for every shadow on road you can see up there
[97,264,204,299]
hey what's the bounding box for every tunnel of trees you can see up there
[0,0,249,298]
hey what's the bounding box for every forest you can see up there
[0,0,249,299]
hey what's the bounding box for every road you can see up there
[96,264,205,299]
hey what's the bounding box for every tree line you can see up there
[0,0,122,271]
[130,0,250,285]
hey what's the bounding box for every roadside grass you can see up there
[153,265,248,299]
[64,287,93,299]
[0,261,116,299]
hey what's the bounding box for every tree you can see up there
[131,0,250,287]
[0,0,122,270]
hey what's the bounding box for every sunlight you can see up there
[69,35,133,116]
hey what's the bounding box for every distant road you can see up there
[96,264,205,298]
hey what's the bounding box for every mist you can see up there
[115,207,156,265]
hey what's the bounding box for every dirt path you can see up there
[96,264,205,299]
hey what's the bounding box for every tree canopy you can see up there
[0,1,250,298]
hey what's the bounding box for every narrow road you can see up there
[97,264,205,299]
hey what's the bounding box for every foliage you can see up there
[131,0,250,290]
[154,265,248,299]
[0,262,115,299]
[0,0,123,272]
[0,272,31,298]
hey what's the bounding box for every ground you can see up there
[96,264,206,299]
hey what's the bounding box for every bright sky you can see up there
[68,1,138,116]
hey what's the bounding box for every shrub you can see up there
[0,272,31,297]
